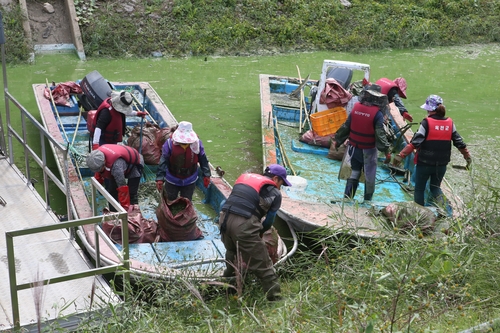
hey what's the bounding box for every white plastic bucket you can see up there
[285,175,308,192]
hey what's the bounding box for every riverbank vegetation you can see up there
[68,170,500,332]
[2,0,500,62]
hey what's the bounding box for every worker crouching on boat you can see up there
[334,84,392,202]
[393,95,472,206]
[86,144,144,212]
[219,164,292,301]
[90,90,147,150]
[155,121,211,201]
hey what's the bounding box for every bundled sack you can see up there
[155,125,177,151]
[327,138,347,161]
[319,78,353,109]
[262,226,280,264]
[44,81,83,107]
[299,130,335,148]
[381,202,436,235]
[127,123,162,165]
[156,195,203,242]
[101,205,159,244]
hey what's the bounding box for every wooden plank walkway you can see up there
[0,158,120,331]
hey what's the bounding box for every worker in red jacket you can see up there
[86,144,144,211]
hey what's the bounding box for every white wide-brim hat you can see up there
[110,90,134,114]
[172,121,198,144]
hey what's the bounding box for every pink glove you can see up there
[94,172,104,184]
[402,112,413,122]
[156,180,164,192]
[136,111,148,118]
[203,176,210,188]
[92,143,99,151]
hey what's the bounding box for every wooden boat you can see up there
[260,60,459,235]
[34,72,297,281]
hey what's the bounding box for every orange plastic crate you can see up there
[310,107,347,136]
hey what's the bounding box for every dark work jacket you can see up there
[95,98,126,144]
[418,117,453,166]
[221,174,277,219]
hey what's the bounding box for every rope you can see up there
[274,117,296,176]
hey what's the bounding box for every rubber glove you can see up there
[92,143,99,151]
[393,155,403,167]
[156,180,164,192]
[459,147,472,170]
[402,112,413,122]
[94,172,104,184]
[117,185,130,211]
[384,153,391,164]
[393,143,415,167]
[203,176,210,188]
[136,111,148,118]
[466,157,472,170]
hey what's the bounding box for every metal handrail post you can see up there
[5,233,20,329]
[0,43,6,156]
[0,13,7,157]
[21,111,30,186]
[41,130,51,208]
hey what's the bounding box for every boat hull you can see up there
[260,70,460,236]
[35,79,296,280]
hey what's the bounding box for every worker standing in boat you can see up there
[334,84,392,202]
[393,95,472,206]
[375,77,414,122]
[90,90,147,150]
[155,121,211,201]
[218,164,292,301]
[86,144,144,212]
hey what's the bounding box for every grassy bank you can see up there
[2,0,500,62]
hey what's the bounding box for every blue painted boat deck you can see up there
[276,120,413,205]
[42,83,228,274]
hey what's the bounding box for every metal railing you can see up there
[1,87,132,329]
[1,36,131,330]
[6,205,130,330]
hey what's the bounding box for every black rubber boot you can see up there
[262,278,282,301]
[128,177,140,205]
[364,193,373,202]
[344,178,359,199]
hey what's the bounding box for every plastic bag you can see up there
[156,195,203,242]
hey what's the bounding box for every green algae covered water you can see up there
[3,45,500,214]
